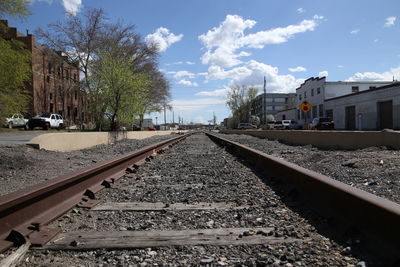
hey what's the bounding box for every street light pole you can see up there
[263,76,267,124]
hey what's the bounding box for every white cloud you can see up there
[167,61,195,66]
[313,14,324,20]
[297,8,305,14]
[346,67,400,81]
[195,88,229,97]
[168,70,196,79]
[319,70,328,77]
[289,66,307,72]
[145,27,183,52]
[198,14,321,68]
[30,0,53,4]
[350,29,360,34]
[337,65,344,68]
[384,16,396,27]
[62,0,82,16]
[206,60,304,93]
[177,79,198,87]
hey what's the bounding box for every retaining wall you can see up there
[27,131,185,151]
[220,130,400,150]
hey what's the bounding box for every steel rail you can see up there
[206,133,400,261]
[0,133,192,252]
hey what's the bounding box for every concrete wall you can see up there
[220,130,400,150]
[27,131,185,151]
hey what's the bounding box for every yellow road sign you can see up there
[299,101,312,112]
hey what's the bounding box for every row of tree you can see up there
[1,1,170,131]
[0,0,31,122]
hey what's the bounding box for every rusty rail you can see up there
[0,133,191,252]
[206,133,400,260]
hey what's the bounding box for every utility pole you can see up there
[164,104,166,131]
[172,111,175,125]
[263,76,267,124]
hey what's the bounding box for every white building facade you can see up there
[295,77,391,125]
[325,82,400,130]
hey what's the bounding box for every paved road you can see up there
[0,131,45,145]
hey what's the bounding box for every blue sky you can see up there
[6,0,400,124]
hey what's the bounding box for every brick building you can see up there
[1,20,88,127]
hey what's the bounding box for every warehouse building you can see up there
[325,82,400,130]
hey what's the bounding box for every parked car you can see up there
[27,113,64,130]
[310,117,335,130]
[288,120,303,130]
[272,120,283,129]
[237,123,257,129]
[147,127,156,131]
[4,114,28,128]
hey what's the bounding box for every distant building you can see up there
[325,82,400,130]
[295,77,391,125]
[252,93,296,123]
[0,20,88,126]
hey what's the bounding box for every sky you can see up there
[5,0,400,124]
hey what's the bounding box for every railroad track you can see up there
[1,132,399,266]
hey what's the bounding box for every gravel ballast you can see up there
[13,134,381,266]
[218,133,400,204]
[0,134,176,196]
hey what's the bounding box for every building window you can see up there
[49,93,52,100]
[299,94,302,100]
[326,109,333,119]
[50,103,54,113]
[46,76,50,83]
[274,98,285,103]
[304,91,307,99]
[311,89,314,96]
[74,90,78,100]
[66,70,69,80]
[317,87,321,94]
[352,86,359,93]
[369,86,376,89]
[319,104,324,117]
[312,106,317,118]
[67,106,71,117]
[48,63,52,74]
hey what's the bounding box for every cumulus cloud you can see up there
[384,16,396,27]
[30,0,53,4]
[177,79,198,87]
[319,70,328,77]
[62,0,82,16]
[198,14,321,68]
[297,8,305,14]
[168,70,196,79]
[195,88,229,97]
[350,29,360,34]
[206,60,304,93]
[346,67,400,81]
[167,61,195,66]
[289,66,307,72]
[145,27,183,52]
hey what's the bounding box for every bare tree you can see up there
[226,85,258,128]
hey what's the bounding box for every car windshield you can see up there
[319,118,331,122]
[40,113,51,118]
